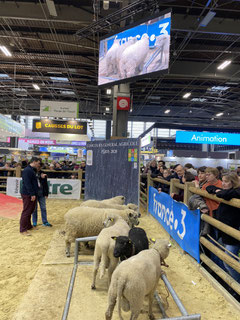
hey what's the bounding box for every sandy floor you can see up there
[0,199,239,320]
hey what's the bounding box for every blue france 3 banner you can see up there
[148,187,200,263]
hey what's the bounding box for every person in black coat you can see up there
[20,157,41,235]
[206,172,240,283]
[32,161,52,227]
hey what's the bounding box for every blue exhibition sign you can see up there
[176,130,240,146]
[148,187,200,262]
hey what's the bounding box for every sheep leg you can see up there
[65,240,71,257]
[105,285,117,320]
[107,259,118,288]
[129,294,143,320]
[91,255,101,290]
[148,290,156,320]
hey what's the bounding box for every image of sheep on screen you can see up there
[98,12,171,86]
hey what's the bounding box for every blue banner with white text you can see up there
[148,187,200,262]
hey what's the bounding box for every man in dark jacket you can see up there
[20,157,41,235]
[32,161,52,227]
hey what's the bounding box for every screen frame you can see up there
[98,8,172,88]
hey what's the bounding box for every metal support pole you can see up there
[61,264,78,320]
[161,274,188,316]
[62,236,98,320]
[158,315,201,320]
[154,292,167,318]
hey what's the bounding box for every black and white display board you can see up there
[85,138,140,205]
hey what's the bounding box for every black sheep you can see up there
[112,227,149,261]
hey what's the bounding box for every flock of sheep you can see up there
[62,196,171,320]
[99,33,170,84]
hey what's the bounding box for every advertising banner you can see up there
[0,114,25,137]
[40,100,79,118]
[148,186,200,262]
[32,119,87,134]
[7,178,81,200]
[176,130,240,146]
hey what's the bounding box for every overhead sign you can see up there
[40,100,79,118]
[148,186,200,262]
[18,138,56,145]
[32,119,87,134]
[7,178,81,200]
[117,96,130,110]
[176,130,240,146]
[141,134,151,147]
[0,114,25,137]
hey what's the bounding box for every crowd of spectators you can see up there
[0,156,86,179]
[141,160,240,290]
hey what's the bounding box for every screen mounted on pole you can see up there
[98,10,171,87]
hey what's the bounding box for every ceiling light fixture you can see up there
[216,112,223,117]
[210,86,230,91]
[217,60,231,70]
[199,11,216,27]
[164,109,170,114]
[0,46,12,57]
[32,84,40,90]
[46,0,57,17]
[106,89,111,95]
[183,92,191,99]
[106,107,110,111]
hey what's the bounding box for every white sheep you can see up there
[115,37,137,75]
[64,207,139,257]
[91,214,132,290]
[105,38,120,75]
[155,34,170,68]
[80,200,138,212]
[119,33,149,79]
[105,239,171,320]
[81,195,125,207]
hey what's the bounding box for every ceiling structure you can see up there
[0,0,240,131]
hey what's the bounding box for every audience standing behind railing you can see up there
[142,161,240,298]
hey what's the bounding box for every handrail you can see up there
[152,177,170,185]
[201,214,240,242]
[189,186,240,208]
[145,173,240,294]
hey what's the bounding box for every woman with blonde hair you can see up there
[206,172,240,283]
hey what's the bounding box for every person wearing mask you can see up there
[32,161,52,227]
[206,172,240,283]
[20,157,40,236]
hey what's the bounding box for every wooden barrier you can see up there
[142,173,240,294]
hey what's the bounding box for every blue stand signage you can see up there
[148,187,200,262]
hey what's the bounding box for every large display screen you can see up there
[98,10,171,86]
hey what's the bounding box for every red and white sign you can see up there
[117,96,130,111]
[18,138,56,145]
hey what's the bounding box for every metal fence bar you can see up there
[161,274,188,316]
[62,236,98,320]
[154,291,167,318]
[61,264,78,320]
[158,315,201,320]
[74,236,98,264]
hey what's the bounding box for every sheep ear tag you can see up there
[110,218,114,222]
[149,238,156,244]
[111,237,117,241]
